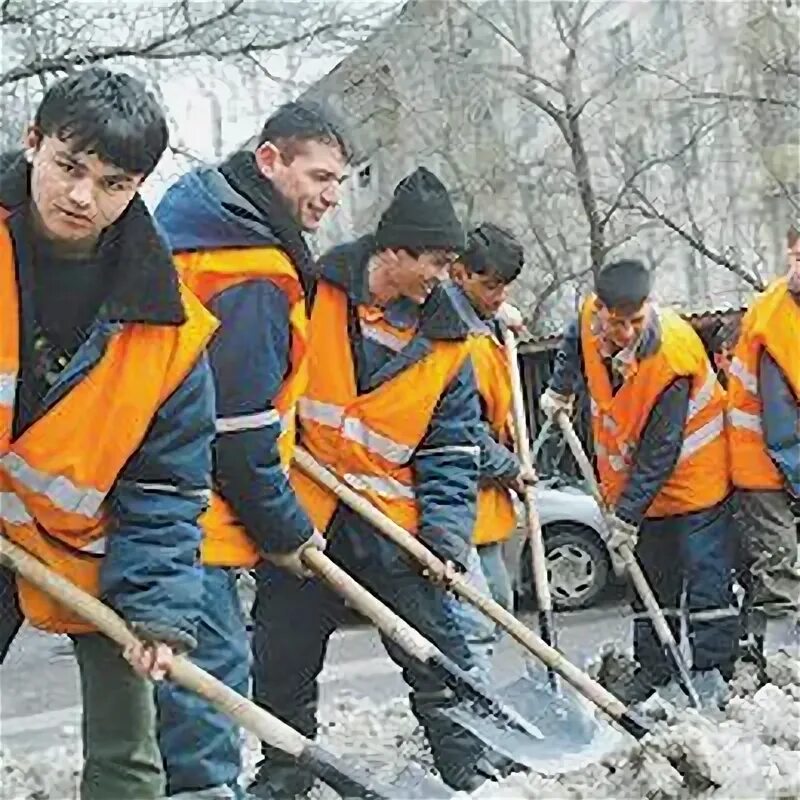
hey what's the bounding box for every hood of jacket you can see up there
[155,150,314,280]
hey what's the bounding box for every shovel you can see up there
[0,536,446,800]
[292,450,731,788]
[503,328,558,692]
[296,549,545,748]
[553,411,702,709]
[294,449,655,762]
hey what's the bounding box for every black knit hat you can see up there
[462,223,524,283]
[595,259,652,311]
[375,167,464,253]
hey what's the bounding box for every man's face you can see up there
[26,132,143,248]
[396,249,455,304]
[256,138,347,232]
[598,301,648,351]
[451,262,507,318]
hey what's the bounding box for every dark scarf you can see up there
[219,150,315,292]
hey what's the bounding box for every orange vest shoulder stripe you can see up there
[174,245,308,567]
[0,217,217,633]
[728,278,800,490]
[580,297,729,517]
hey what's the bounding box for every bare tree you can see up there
[0,0,398,153]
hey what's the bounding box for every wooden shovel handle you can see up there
[0,535,306,758]
[503,328,553,616]
[294,448,643,730]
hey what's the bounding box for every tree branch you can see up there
[599,112,725,230]
[623,190,766,291]
[0,5,349,87]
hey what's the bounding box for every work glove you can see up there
[604,513,638,576]
[497,301,528,335]
[506,465,539,498]
[264,530,327,578]
[539,387,574,421]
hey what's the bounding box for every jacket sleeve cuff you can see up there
[128,620,197,654]
[417,527,472,571]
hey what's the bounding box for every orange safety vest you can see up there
[175,247,308,567]
[0,217,218,634]
[728,278,800,491]
[290,280,475,534]
[580,297,729,518]
[470,331,517,545]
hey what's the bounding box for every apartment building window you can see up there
[356,162,373,190]
[669,108,699,177]
[609,21,633,63]
[655,0,687,61]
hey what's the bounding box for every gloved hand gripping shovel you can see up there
[553,411,702,709]
[295,449,661,770]
[503,328,558,691]
[296,548,546,784]
[294,449,730,789]
[0,536,429,800]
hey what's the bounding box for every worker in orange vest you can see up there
[727,221,800,671]
[257,168,504,794]
[540,259,738,701]
[0,68,217,799]
[154,103,348,797]
[447,224,530,672]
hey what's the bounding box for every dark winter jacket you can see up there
[0,152,216,650]
[761,351,800,497]
[155,152,315,554]
[316,236,486,569]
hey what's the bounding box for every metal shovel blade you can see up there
[441,667,624,774]
[386,764,455,800]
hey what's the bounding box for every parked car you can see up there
[506,477,619,611]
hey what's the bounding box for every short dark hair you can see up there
[462,223,524,283]
[595,259,652,311]
[258,101,349,162]
[34,67,168,176]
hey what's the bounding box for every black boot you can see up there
[248,754,314,799]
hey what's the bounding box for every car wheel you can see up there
[517,523,610,611]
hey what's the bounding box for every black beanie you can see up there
[462,223,524,283]
[595,259,652,311]
[375,167,465,253]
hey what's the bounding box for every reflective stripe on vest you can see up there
[297,397,415,465]
[728,357,758,395]
[0,371,15,406]
[0,492,32,525]
[0,452,106,519]
[727,278,799,491]
[360,322,409,352]
[174,246,309,568]
[580,298,729,517]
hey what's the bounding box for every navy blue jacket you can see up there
[155,151,315,555]
[317,237,485,569]
[761,351,800,496]
[549,313,693,525]
[0,153,215,650]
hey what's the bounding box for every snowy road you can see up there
[2,599,796,757]
[0,604,631,755]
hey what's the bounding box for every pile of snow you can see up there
[2,653,799,799]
